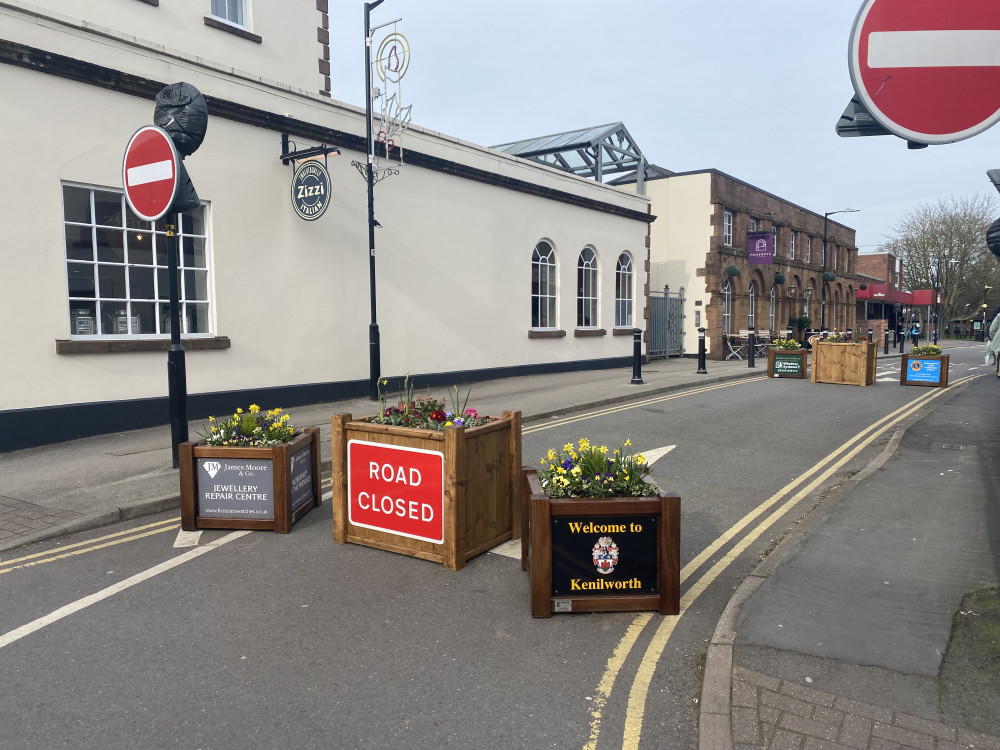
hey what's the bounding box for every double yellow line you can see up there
[583,374,981,750]
[1,477,336,577]
[0,517,180,576]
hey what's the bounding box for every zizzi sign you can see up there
[550,515,659,596]
[290,160,330,221]
[347,440,444,544]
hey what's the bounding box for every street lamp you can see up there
[821,208,860,330]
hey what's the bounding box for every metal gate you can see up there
[649,285,685,358]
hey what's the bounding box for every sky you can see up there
[326,0,1000,250]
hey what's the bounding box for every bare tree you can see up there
[880,194,1000,326]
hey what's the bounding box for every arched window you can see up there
[722,280,732,335]
[577,247,598,327]
[531,241,557,328]
[748,282,756,329]
[614,252,633,328]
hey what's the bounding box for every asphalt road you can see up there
[1,348,988,750]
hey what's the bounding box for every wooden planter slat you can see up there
[331,410,521,571]
[766,348,808,379]
[524,472,680,618]
[811,341,877,386]
[179,427,321,533]
[899,353,949,387]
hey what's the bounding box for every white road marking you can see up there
[489,539,521,559]
[172,530,203,548]
[126,159,173,186]
[0,530,251,651]
[643,445,675,467]
[868,30,1000,69]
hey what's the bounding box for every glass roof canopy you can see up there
[492,122,650,195]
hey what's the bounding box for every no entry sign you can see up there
[347,440,444,544]
[122,125,180,221]
[849,0,1000,144]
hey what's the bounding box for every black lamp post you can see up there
[365,0,385,400]
[820,208,859,330]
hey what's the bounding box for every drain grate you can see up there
[941,443,966,450]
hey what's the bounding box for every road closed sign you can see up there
[347,440,444,544]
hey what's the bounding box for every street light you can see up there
[821,208,860,330]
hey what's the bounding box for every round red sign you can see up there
[122,125,179,221]
[849,0,1000,144]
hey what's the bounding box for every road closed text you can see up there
[347,440,445,544]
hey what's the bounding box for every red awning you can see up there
[856,284,913,304]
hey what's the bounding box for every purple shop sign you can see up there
[747,231,774,264]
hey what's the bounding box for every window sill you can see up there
[203,16,262,44]
[612,327,637,336]
[574,328,607,337]
[56,336,232,354]
[528,329,566,339]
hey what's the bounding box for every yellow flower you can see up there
[624,439,631,447]
[563,443,574,453]
[571,466,582,477]
[547,449,556,461]
[236,407,243,414]
[578,438,591,450]
[599,445,608,454]
[557,467,566,474]
[249,404,260,414]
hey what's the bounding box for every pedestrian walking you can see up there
[987,306,1000,377]
[932,327,939,345]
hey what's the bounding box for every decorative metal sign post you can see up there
[356,1,411,399]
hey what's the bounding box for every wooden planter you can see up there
[179,428,321,533]
[331,411,521,571]
[522,470,680,618]
[767,348,808,378]
[900,353,950,387]
[811,341,877,386]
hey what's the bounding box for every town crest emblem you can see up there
[592,536,619,575]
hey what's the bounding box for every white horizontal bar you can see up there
[868,30,1000,68]
[126,159,173,187]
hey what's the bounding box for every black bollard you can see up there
[884,330,889,355]
[747,326,756,368]
[696,327,708,374]
[630,328,644,384]
[868,328,873,343]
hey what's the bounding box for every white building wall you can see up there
[0,2,650,421]
[3,0,323,96]
[645,173,713,356]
